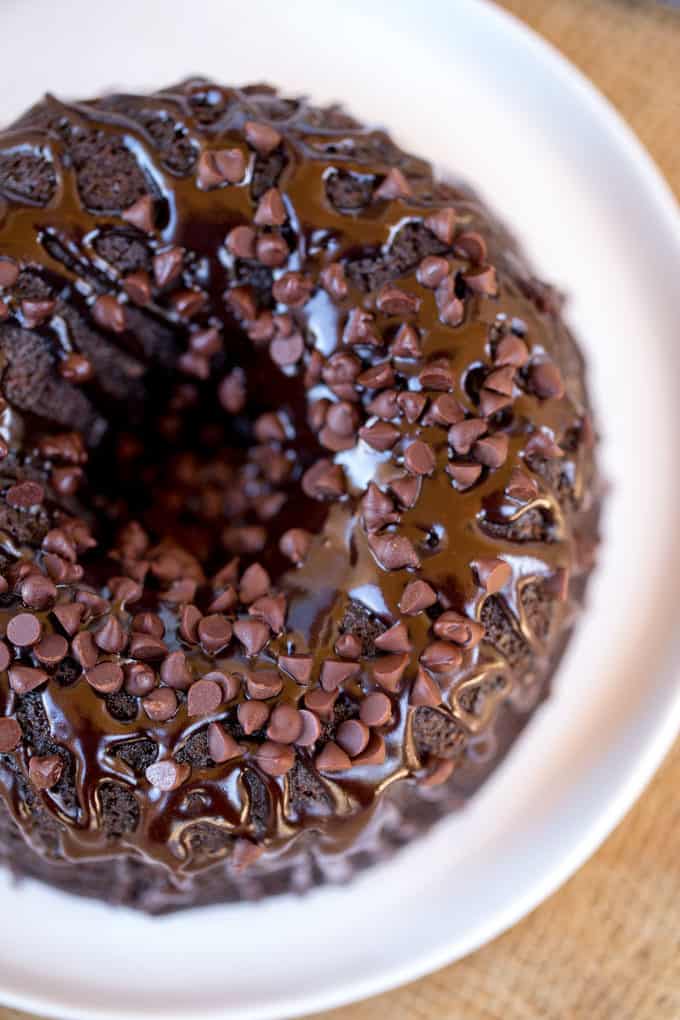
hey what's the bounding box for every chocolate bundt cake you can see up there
[0,80,598,913]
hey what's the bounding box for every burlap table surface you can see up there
[2,2,679,1019]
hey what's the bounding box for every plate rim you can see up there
[2,2,680,1018]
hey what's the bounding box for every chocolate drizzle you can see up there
[0,80,598,909]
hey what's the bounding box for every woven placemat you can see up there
[2,3,679,1019]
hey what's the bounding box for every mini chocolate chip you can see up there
[244,121,281,155]
[335,633,363,659]
[360,691,392,727]
[278,654,313,685]
[33,633,69,667]
[122,195,155,232]
[198,614,233,654]
[472,557,512,593]
[143,686,177,722]
[419,359,455,391]
[234,620,269,656]
[256,740,294,777]
[295,709,322,747]
[374,168,412,201]
[433,612,485,648]
[390,475,422,509]
[86,662,124,694]
[390,323,422,359]
[399,583,436,612]
[479,388,512,417]
[376,283,420,316]
[7,612,42,648]
[420,642,463,673]
[374,621,411,653]
[124,662,156,697]
[344,307,381,347]
[279,529,312,564]
[160,650,192,690]
[52,602,85,636]
[506,467,539,502]
[0,717,22,752]
[187,678,223,717]
[207,722,243,764]
[197,148,246,188]
[410,667,442,707]
[246,670,282,700]
[92,294,126,333]
[473,434,509,468]
[361,483,399,533]
[425,207,457,245]
[446,461,482,490]
[529,361,565,400]
[316,741,352,772]
[267,704,303,744]
[367,389,400,419]
[238,700,270,735]
[417,255,449,288]
[249,594,286,634]
[132,612,164,638]
[146,760,191,791]
[396,392,427,424]
[128,633,168,660]
[372,652,409,692]
[404,439,436,476]
[239,563,270,604]
[29,753,63,790]
[71,631,98,669]
[352,732,386,766]
[179,604,202,644]
[254,187,286,227]
[153,247,184,288]
[448,418,487,455]
[8,665,48,694]
[495,334,529,367]
[485,366,516,396]
[463,265,498,296]
[357,362,395,390]
[304,688,337,719]
[94,616,127,654]
[320,659,360,692]
[368,533,420,571]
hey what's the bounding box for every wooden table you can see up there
[3,3,680,1018]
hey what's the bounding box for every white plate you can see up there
[2,1,680,1017]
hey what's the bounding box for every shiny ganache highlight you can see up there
[0,80,598,911]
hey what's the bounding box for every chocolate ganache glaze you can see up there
[0,81,599,912]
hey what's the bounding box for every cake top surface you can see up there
[0,80,595,874]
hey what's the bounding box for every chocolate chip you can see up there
[29,753,63,789]
[243,671,280,702]
[8,665,47,694]
[234,619,269,656]
[218,367,247,413]
[525,430,564,460]
[267,704,303,744]
[160,650,192,690]
[86,662,124,694]
[249,594,286,634]
[410,667,441,707]
[132,612,164,638]
[454,232,488,264]
[33,633,69,667]
[153,247,184,288]
[7,612,42,648]
[326,401,359,436]
[419,359,454,391]
[495,334,529,367]
[448,418,487,455]
[198,614,233,654]
[335,632,362,659]
[143,686,177,722]
[374,168,412,201]
[320,263,348,300]
[399,579,436,616]
[122,195,155,232]
[368,390,400,419]
[0,258,19,287]
[272,271,313,307]
[0,641,11,671]
[352,732,386,766]
[197,148,246,188]
[479,388,512,417]
[436,280,464,327]
[123,270,152,305]
[396,392,426,424]
[425,394,465,427]
[0,715,21,752]
[189,326,222,356]
[433,611,485,648]
[124,662,156,697]
[256,740,295,777]
[172,288,206,319]
[278,654,313,685]
[320,659,360,692]
[244,121,282,155]
[129,632,168,660]
[360,483,399,533]
[52,602,85,636]
[529,361,565,400]
[420,642,462,673]
[301,459,345,500]
[71,631,98,669]
[374,621,411,653]
[187,678,223,717]
[304,688,337,719]
[446,461,482,490]
[473,434,509,468]
[390,323,421,359]
[205,723,241,764]
[390,475,422,509]
[368,533,420,571]
[279,528,312,564]
[416,256,449,288]
[146,759,191,790]
[315,741,352,772]
[94,616,127,654]
[238,700,270,735]
[343,307,381,349]
[295,709,322,747]
[425,207,457,245]
[254,187,286,226]
[359,421,400,451]
[92,294,126,333]
[404,439,436,476]
[472,557,512,593]
[357,362,395,390]
[6,480,44,508]
[376,283,420,316]
[463,265,498,296]
[372,652,409,692]
[359,691,392,727]
[270,331,304,366]
[485,366,516,397]
[256,233,289,267]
